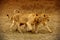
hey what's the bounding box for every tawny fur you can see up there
[9,13,52,33]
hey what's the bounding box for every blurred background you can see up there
[0,0,60,40]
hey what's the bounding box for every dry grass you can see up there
[0,0,60,40]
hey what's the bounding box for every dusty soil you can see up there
[0,0,60,40]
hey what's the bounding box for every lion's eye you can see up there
[36,14,38,16]
[44,15,45,17]
[7,14,8,16]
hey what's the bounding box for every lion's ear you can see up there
[14,9,20,13]
[41,13,45,17]
[43,14,46,17]
[46,14,51,18]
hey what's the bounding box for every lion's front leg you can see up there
[10,20,18,32]
[26,22,33,31]
[17,24,22,33]
[10,20,15,31]
[44,22,52,33]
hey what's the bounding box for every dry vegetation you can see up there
[0,0,60,40]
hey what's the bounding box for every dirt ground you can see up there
[0,0,60,40]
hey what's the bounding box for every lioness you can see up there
[8,12,52,33]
